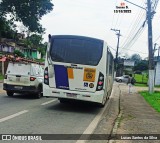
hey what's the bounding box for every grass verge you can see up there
[134,83,148,87]
[0,74,4,80]
[140,91,160,113]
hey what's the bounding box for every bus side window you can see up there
[109,52,113,75]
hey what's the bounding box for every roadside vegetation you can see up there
[140,91,160,113]
[0,74,4,80]
[134,83,148,87]
[134,73,148,84]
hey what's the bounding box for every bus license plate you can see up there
[66,93,77,98]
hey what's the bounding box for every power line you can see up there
[120,4,146,51]
[120,47,148,54]
[120,0,146,46]
[121,22,146,50]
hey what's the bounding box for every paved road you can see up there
[0,83,118,143]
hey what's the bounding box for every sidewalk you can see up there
[112,83,160,143]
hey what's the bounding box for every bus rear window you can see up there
[50,37,103,65]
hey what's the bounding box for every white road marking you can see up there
[0,110,28,123]
[41,99,57,105]
[76,91,114,143]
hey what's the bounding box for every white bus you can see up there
[43,35,114,107]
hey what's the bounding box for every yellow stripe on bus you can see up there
[67,68,74,79]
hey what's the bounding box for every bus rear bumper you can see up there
[43,84,105,104]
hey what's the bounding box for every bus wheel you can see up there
[7,91,14,97]
[59,98,68,103]
[98,96,107,108]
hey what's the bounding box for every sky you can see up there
[40,0,160,59]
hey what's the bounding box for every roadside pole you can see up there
[111,29,121,77]
[147,0,154,93]
[124,0,155,93]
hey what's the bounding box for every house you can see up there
[23,48,41,59]
[15,42,41,59]
[0,33,42,59]
[0,38,15,53]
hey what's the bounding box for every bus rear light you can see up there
[98,86,102,90]
[99,76,104,80]
[44,70,48,74]
[98,81,103,85]
[96,72,104,91]
[44,67,49,85]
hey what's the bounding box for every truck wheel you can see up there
[7,91,14,96]
[36,86,42,99]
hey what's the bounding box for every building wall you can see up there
[0,45,14,53]
[155,62,160,85]
[37,51,41,59]
[31,51,37,59]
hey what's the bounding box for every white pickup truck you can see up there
[3,62,44,98]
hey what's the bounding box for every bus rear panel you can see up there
[43,35,114,105]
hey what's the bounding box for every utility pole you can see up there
[111,29,121,76]
[147,0,154,93]
[124,0,154,93]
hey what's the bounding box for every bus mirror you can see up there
[48,65,54,78]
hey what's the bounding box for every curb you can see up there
[0,90,6,94]
[108,84,121,143]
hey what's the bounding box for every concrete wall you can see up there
[37,51,41,59]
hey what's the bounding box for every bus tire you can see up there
[59,98,68,103]
[97,96,107,108]
[7,91,14,97]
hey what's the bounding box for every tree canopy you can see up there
[130,54,142,62]
[0,0,53,34]
[133,60,148,72]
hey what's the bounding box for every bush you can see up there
[13,50,25,57]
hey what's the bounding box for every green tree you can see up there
[14,50,25,57]
[0,0,53,33]
[130,54,142,63]
[37,43,47,58]
[0,17,17,39]
[28,34,43,48]
[134,60,148,72]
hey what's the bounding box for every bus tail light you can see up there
[44,67,49,85]
[96,72,104,91]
